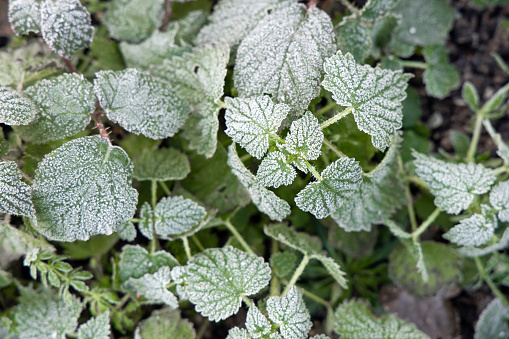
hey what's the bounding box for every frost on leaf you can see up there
[245,305,272,338]
[267,287,312,339]
[360,0,399,20]
[135,308,195,339]
[334,299,429,339]
[234,2,335,113]
[31,136,138,242]
[133,148,190,182]
[335,16,372,63]
[153,196,207,238]
[8,0,41,35]
[256,151,297,188]
[490,180,509,222]
[94,69,190,140]
[0,136,8,156]
[443,207,497,247]
[295,157,363,219]
[118,221,136,242]
[126,267,178,308]
[0,86,38,126]
[458,228,509,257]
[413,151,496,214]
[14,73,95,144]
[283,111,323,161]
[474,298,509,339]
[322,51,411,151]
[0,161,35,218]
[40,0,94,57]
[138,202,154,240]
[177,246,271,322]
[77,311,111,339]
[225,96,290,159]
[227,144,291,221]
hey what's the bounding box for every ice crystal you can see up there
[0,86,38,126]
[153,196,207,237]
[0,161,35,218]
[8,0,41,35]
[133,148,190,182]
[256,151,297,188]
[126,267,178,308]
[490,180,509,222]
[77,311,111,339]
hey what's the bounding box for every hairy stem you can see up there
[304,160,322,181]
[475,256,509,306]
[320,106,354,130]
[223,219,255,255]
[398,156,418,231]
[467,113,484,162]
[181,237,192,260]
[322,138,346,158]
[400,60,429,69]
[191,235,205,251]
[62,57,78,73]
[159,181,171,195]
[315,102,338,117]
[411,207,441,240]
[338,0,359,16]
[282,254,310,295]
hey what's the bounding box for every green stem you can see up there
[159,181,171,195]
[494,166,509,176]
[270,239,281,296]
[217,99,227,109]
[191,235,205,251]
[398,156,418,232]
[411,207,441,241]
[316,102,338,117]
[304,160,322,181]
[299,287,330,308]
[322,138,346,158]
[467,113,484,163]
[400,60,429,69]
[240,153,252,162]
[475,256,509,306]
[241,295,252,307]
[406,175,428,191]
[196,319,210,339]
[151,180,158,209]
[282,255,310,295]
[181,237,192,260]
[320,106,354,130]
[223,219,255,255]
[339,0,359,15]
[130,218,142,223]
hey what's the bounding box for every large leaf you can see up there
[322,51,411,151]
[31,136,138,242]
[125,267,178,307]
[8,0,41,35]
[175,246,271,321]
[234,2,335,113]
[490,180,509,222]
[443,206,497,247]
[153,196,207,237]
[0,161,35,218]
[474,298,509,339]
[77,311,110,339]
[0,86,38,126]
[133,148,190,182]
[135,308,195,339]
[256,151,297,188]
[94,68,190,140]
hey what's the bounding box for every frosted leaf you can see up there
[310,336,331,339]
[315,255,348,289]
[135,308,195,339]
[196,0,284,47]
[138,202,154,240]
[172,10,208,44]
[335,16,372,63]
[256,151,296,188]
[245,305,271,338]
[490,181,509,222]
[0,86,38,126]
[266,287,312,339]
[0,161,35,218]
[225,96,290,159]
[474,298,509,339]
[458,228,509,257]
[153,196,207,237]
[443,208,497,247]
[133,148,190,182]
[322,51,412,151]
[14,73,95,143]
[234,2,335,113]
[179,246,271,322]
[295,157,363,219]
[384,220,411,239]
[126,267,178,308]
[226,328,251,339]
[94,69,190,140]
[118,221,136,242]
[227,144,291,221]
[181,110,220,159]
[103,0,164,43]
[40,0,94,57]
[283,111,323,161]
[361,0,399,20]
[0,136,8,156]
[413,151,496,214]
[31,136,138,242]
[13,286,82,339]
[77,311,111,339]
[8,0,41,35]
[334,299,429,339]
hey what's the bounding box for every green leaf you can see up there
[126,267,178,307]
[0,135,8,156]
[322,51,411,151]
[413,151,496,214]
[0,86,38,126]
[172,10,208,44]
[31,136,138,242]
[490,180,509,222]
[226,328,252,339]
[14,73,95,144]
[444,206,497,247]
[474,298,509,339]
[295,157,363,219]
[234,2,335,113]
[0,269,13,288]
[459,228,509,257]
[334,299,429,339]
[8,0,41,35]
[175,246,271,321]
[283,111,324,161]
[77,311,111,339]
[104,0,164,43]
[94,68,190,139]
[450,130,471,158]
[245,305,272,338]
[0,161,35,218]
[133,148,190,182]
[225,96,290,159]
[138,202,154,240]
[227,144,291,221]
[256,151,297,188]
[481,83,509,114]
[118,221,136,242]
[335,16,372,63]
[266,286,312,339]
[361,0,399,20]
[422,45,459,99]
[40,0,94,57]
[270,251,297,280]
[154,196,207,237]
[135,308,195,339]
[462,81,480,111]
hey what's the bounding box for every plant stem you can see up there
[222,219,255,255]
[191,235,205,251]
[159,181,171,195]
[494,166,509,176]
[241,295,252,307]
[270,239,281,296]
[196,319,210,339]
[475,256,509,306]
[339,0,359,16]
[62,57,78,73]
[406,175,428,191]
[181,237,192,260]
[322,138,346,158]
[151,180,158,209]
[282,254,310,295]
[467,113,485,163]
[400,60,429,69]
[217,99,228,109]
[316,102,338,117]
[240,153,252,162]
[320,106,354,130]
[130,218,142,223]
[411,207,441,240]
[398,156,418,231]
[304,160,322,181]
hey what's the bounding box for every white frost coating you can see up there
[153,196,207,237]
[15,73,95,144]
[40,0,94,57]
[314,255,348,289]
[118,221,136,242]
[234,2,335,113]
[133,148,190,182]
[181,113,219,159]
[443,209,497,247]
[245,305,271,338]
[77,311,111,339]
[126,267,178,308]
[227,144,291,221]
[474,298,509,339]
[413,151,496,215]
[94,68,191,140]
[225,96,290,159]
[283,111,323,160]
[256,151,296,188]
[180,246,271,322]
[490,180,509,222]
[267,287,312,339]
[31,136,138,242]
[295,157,363,219]
[0,161,35,218]
[8,0,41,35]
[322,51,411,151]
[459,228,509,257]
[0,86,38,126]
[226,328,251,339]
[138,202,154,240]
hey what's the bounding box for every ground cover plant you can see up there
[0,0,509,337]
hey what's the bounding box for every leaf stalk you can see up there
[320,106,354,130]
[282,254,310,295]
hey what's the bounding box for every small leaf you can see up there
[413,151,496,214]
[459,228,509,257]
[225,96,290,159]
[0,161,35,218]
[126,267,178,307]
[135,308,195,339]
[181,112,220,159]
[490,180,509,222]
[335,16,372,63]
[474,298,509,339]
[266,286,312,339]
[462,81,479,111]
[481,82,509,115]
[361,0,399,20]
[256,151,297,188]
[8,0,41,35]
[314,255,348,289]
[443,207,497,247]
[283,111,324,161]
[153,196,207,237]
[138,202,154,240]
[94,68,190,140]
[31,136,138,242]
[226,327,252,339]
[133,148,190,182]
[422,45,459,99]
[322,51,411,151]
[118,221,137,242]
[0,86,38,126]
[245,305,272,338]
[77,311,111,339]
[295,157,363,219]
[176,246,271,322]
